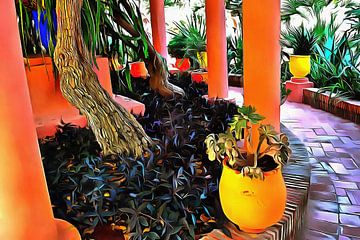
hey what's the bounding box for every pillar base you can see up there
[285,77,314,103]
[55,219,81,240]
[203,87,244,107]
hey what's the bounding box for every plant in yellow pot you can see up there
[204,106,292,233]
[281,25,317,78]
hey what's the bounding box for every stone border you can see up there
[303,88,360,124]
[201,125,311,240]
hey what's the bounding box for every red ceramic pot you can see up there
[130,61,148,79]
[175,58,191,72]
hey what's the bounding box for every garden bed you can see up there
[303,88,360,124]
[40,77,238,239]
[40,76,310,239]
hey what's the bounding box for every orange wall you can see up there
[0,1,58,238]
[243,0,281,131]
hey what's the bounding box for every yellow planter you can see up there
[289,55,311,78]
[219,161,287,233]
[197,51,208,69]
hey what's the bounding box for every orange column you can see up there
[149,0,168,58]
[0,1,80,239]
[205,0,228,98]
[243,0,281,131]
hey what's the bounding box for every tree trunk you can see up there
[146,44,185,97]
[112,6,184,97]
[54,0,152,158]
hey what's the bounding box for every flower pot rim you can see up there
[290,55,311,58]
[222,156,281,177]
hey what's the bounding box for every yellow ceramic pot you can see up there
[197,51,208,69]
[219,161,287,233]
[289,55,311,78]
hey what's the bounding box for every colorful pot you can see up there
[191,71,208,83]
[31,9,57,51]
[129,61,148,79]
[219,160,286,233]
[197,51,208,69]
[175,58,191,72]
[289,55,311,78]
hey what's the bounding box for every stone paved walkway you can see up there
[281,102,360,240]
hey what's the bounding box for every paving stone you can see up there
[338,175,360,183]
[333,181,358,189]
[311,175,333,185]
[338,235,352,240]
[327,151,353,158]
[339,214,360,226]
[347,190,360,205]
[339,204,360,216]
[323,124,338,136]
[341,158,359,169]
[307,218,339,235]
[308,200,339,213]
[310,191,337,202]
[328,163,349,175]
[320,162,335,174]
[315,128,327,135]
[306,142,322,147]
[336,188,347,197]
[331,139,347,148]
[313,210,339,223]
[304,229,337,240]
[341,225,360,238]
[310,183,335,193]
[312,147,326,157]
[340,137,354,144]
[322,143,336,152]
[338,196,351,204]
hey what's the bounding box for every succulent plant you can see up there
[205,106,292,180]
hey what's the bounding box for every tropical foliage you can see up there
[205,106,291,180]
[281,25,318,55]
[15,0,177,94]
[281,0,360,100]
[41,76,237,239]
[227,34,243,75]
[168,14,206,67]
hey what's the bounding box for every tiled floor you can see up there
[281,102,360,240]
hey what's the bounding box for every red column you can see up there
[205,0,229,98]
[0,1,80,239]
[243,0,281,131]
[149,0,168,58]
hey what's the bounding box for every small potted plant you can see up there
[281,25,317,78]
[204,106,291,233]
[168,36,191,71]
[168,14,206,71]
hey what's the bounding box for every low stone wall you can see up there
[303,88,360,124]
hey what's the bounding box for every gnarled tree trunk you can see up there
[112,2,185,97]
[54,0,152,157]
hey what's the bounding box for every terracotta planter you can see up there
[219,160,286,233]
[24,56,112,137]
[289,55,311,78]
[129,61,148,79]
[175,58,191,72]
[191,71,208,83]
